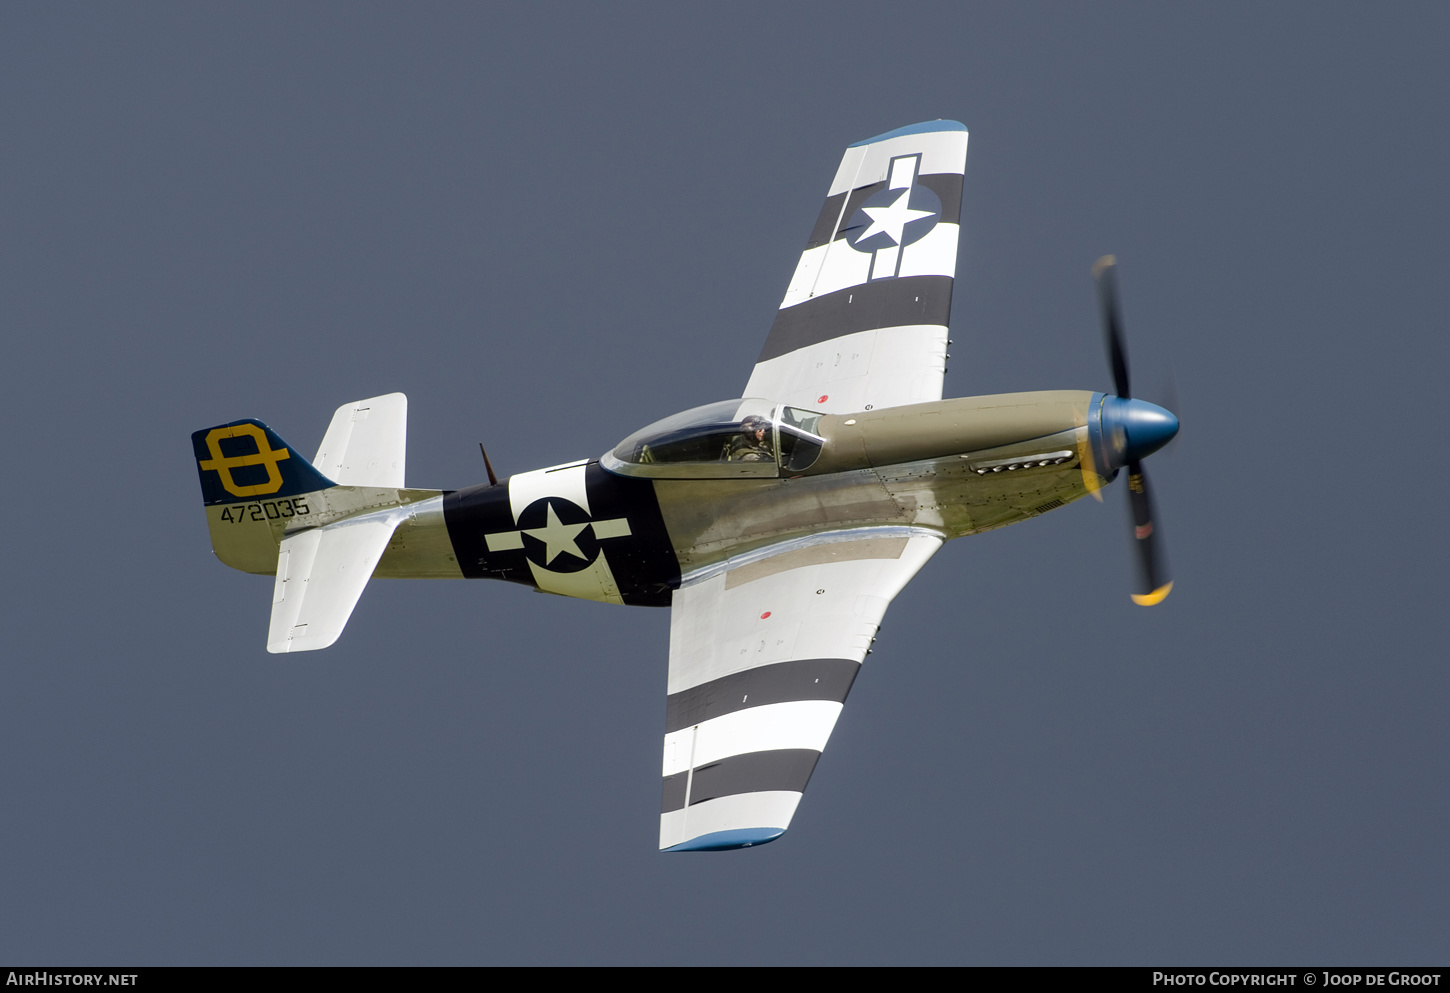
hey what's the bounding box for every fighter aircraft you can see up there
[191,120,1178,852]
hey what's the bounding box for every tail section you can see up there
[268,505,408,653]
[192,419,339,574]
[193,418,338,505]
[193,393,430,653]
[312,392,407,488]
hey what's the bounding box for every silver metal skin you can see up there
[373,495,466,579]
[639,390,1105,577]
[226,389,1111,587]
[206,486,453,576]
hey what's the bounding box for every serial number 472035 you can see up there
[219,497,310,523]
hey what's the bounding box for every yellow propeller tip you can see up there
[1092,255,1117,277]
[1130,582,1173,606]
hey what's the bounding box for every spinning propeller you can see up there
[1086,256,1179,606]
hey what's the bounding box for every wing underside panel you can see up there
[659,529,942,850]
[744,122,968,415]
[744,324,948,414]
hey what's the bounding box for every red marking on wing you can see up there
[760,611,771,619]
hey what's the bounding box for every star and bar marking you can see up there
[483,498,631,571]
[844,153,942,280]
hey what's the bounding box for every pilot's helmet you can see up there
[740,414,770,435]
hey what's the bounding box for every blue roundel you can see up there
[844,183,942,254]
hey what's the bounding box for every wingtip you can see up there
[849,120,968,147]
[660,827,786,852]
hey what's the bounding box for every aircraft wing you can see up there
[743,121,968,415]
[659,528,943,850]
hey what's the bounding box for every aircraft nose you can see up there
[1102,396,1179,464]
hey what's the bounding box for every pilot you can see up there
[726,415,775,462]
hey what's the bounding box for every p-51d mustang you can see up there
[192,121,1177,852]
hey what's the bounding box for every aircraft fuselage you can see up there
[367,390,1115,605]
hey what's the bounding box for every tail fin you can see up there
[312,393,407,488]
[191,393,408,574]
[192,419,338,505]
[193,394,414,653]
[192,419,338,574]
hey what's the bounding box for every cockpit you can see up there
[601,399,826,479]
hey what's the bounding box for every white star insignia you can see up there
[523,501,589,566]
[482,502,632,568]
[856,188,933,246]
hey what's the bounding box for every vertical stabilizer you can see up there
[192,393,424,651]
[191,419,338,574]
[313,393,407,488]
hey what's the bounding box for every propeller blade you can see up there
[1092,255,1131,399]
[1088,256,1176,603]
[1125,459,1172,605]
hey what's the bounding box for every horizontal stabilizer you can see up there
[267,507,407,654]
[313,393,407,488]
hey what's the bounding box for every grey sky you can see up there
[2,2,1447,964]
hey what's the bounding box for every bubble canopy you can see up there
[601,399,826,479]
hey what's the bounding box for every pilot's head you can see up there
[740,415,770,442]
